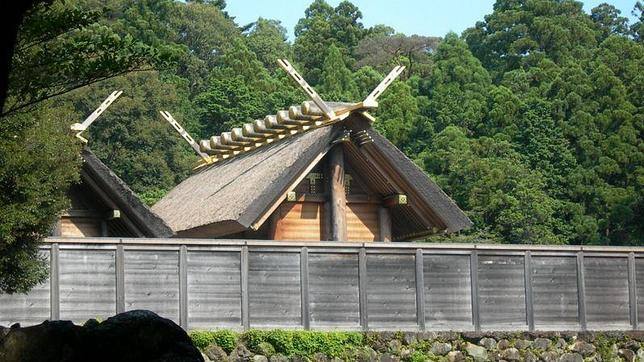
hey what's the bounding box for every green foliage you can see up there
[319,44,359,101]
[4,0,175,117]
[293,0,365,83]
[241,329,363,357]
[0,105,81,293]
[189,329,237,353]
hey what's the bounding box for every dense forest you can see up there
[1,0,642,290]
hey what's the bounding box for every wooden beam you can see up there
[328,145,347,241]
[378,207,392,242]
[384,194,407,207]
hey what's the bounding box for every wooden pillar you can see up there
[378,207,392,242]
[328,145,347,241]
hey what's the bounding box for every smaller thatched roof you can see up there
[81,149,174,238]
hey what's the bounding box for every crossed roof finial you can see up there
[161,60,405,169]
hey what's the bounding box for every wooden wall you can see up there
[1,239,641,333]
[272,202,325,241]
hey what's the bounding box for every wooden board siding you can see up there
[248,252,301,327]
[347,203,379,242]
[423,255,472,329]
[636,258,644,326]
[309,253,360,328]
[60,217,101,237]
[531,256,579,329]
[478,255,527,329]
[124,251,179,322]
[0,251,50,326]
[584,257,630,328]
[59,250,116,323]
[273,202,324,241]
[187,251,241,329]
[5,240,643,331]
[367,254,417,329]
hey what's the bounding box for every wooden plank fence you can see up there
[1,238,643,332]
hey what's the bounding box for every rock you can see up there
[623,339,640,351]
[230,344,252,362]
[252,356,268,362]
[447,350,465,362]
[255,342,275,357]
[0,325,9,340]
[619,348,636,362]
[268,354,288,362]
[524,351,538,362]
[497,339,510,350]
[540,351,559,362]
[204,344,228,361]
[400,348,413,360]
[570,340,595,357]
[514,339,532,349]
[479,337,496,350]
[379,353,400,362]
[417,331,438,341]
[387,339,403,354]
[500,347,520,361]
[402,332,417,345]
[312,352,328,362]
[0,310,203,362]
[431,342,452,356]
[554,338,567,351]
[557,353,583,362]
[638,348,644,360]
[464,342,489,361]
[354,346,378,362]
[83,318,100,328]
[533,338,551,351]
[201,352,211,362]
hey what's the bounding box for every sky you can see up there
[225,0,639,41]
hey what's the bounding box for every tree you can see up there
[591,3,631,40]
[633,2,643,42]
[319,44,358,101]
[356,33,439,78]
[373,80,420,149]
[293,0,365,83]
[245,18,291,71]
[420,33,491,134]
[0,105,81,293]
[2,0,174,117]
[0,0,180,293]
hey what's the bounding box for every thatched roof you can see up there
[153,104,472,238]
[81,149,174,238]
[153,125,339,236]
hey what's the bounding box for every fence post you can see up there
[359,247,368,331]
[576,251,587,331]
[50,243,60,321]
[179,245,188,330]
[241,245,250,330]
[300,247,310,330]
[524,251,534,331]
[415,249,425,331]
[116,244,125,314]
[628,252,638,330]
[470,250,480,332]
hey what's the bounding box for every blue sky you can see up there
[225,0,639,40]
